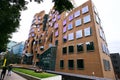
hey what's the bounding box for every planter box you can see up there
[14,71,61,80]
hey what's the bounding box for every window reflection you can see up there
[86,41,94,51]
[84,27,92,36]
[74,10,80,18]
[68,33,74,41]
[82,6,89,14]
[75,19,82,27]
[83,15,91,23]
[76,30,82,39]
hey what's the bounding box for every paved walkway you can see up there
[0,70,27,80]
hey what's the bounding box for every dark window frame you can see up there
[77,43,84,52]
[68,45,74,53]
[77,59,84,69]
[60,60,64,69]
[68,60,74,69]
[63,47,67,54]
[86,41,95,51]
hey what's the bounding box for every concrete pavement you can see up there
[0,70,27,80]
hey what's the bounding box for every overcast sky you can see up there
[11,0,120,53]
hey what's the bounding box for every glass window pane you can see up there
[63,35,67,42]
[55,30,58,37]
[60,60,64,68]
[95,15,100,24]
[76,30,82,39]
[68,60,74,69]
[77,59,84,69]
[69,14,73,21]
[68,33,74,41]
[82,6,89,14]
[74,10,80,18]
[68,23,73,30]
[63,26,67,33]
[57,15,61,20]
[69,46,74,53]
[83,15,91,23]
[99,29,103,38]
[54,23,58,29]
[75,19,82,27]
[103,59,111,71]
[63,20,66,26]
[84,27,91,36]
[63,47,67,54]
[31,33,35,37]
[86,41,94,51]
[77,43,84,52]
[94,6,98,14]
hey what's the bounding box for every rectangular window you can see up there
[57,15,61,20]
[68,60,74,69]
[63,47,67,54]
[84,27,92,36]
[68,23,73,30]
[94,6,98,14]
[63,35,67,43]
[40,46,44,51]
[103,59,111,71]
[102,43,109,54]
[76,30,82,39]
[30,28,34,33]
[83,15,91,24]
[77,43,84,52]
[60,60,64,68]
[63,20,66,26]
[32,19,36,24]
[52,17,56,22]
[74,10,80,18]
[55,40,58,45]
[69,14,73,21]
[54,23,58,29]
[82,6,89,14]
[99,28,103,38]
[75,19,82,27]
[102,33,106,41]
[63,26,67,33]
[102,43,106,53]
[95,15,100,24]
[31,33,35,37]
[68,33,74,41]
[55,30,58,37]
[77,59,84,69]
[69,45,74,53]
[86,41,94,51]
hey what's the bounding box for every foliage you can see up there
[4,53,22,65]
[53,0,74,13]
[0,0,27,52]
[0,0,74,52]
[13,68,56,78]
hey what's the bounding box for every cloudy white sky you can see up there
[11,0,120,53]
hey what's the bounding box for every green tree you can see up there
[4,53,22,65]
[0,0,74,52]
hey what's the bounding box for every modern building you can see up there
[110,53,120,79]
[23,0,115,79]
[7,41,17,52]
[11,42,25,55]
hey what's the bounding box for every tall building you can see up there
[7,41,17,52]
[11,42,25,55]
[23,0,115,79]
[110,53,120,79]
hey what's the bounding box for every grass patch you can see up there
[13,68,56,78]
